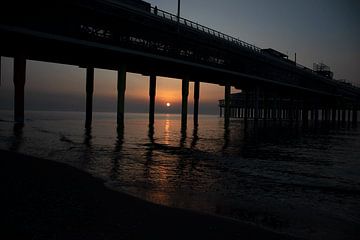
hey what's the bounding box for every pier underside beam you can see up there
[13,56,26,123]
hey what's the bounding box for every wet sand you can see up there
[1,150,297,239]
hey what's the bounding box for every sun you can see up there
[166,102,171,107]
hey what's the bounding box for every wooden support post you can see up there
[181,78,189,129]
[289,98,294,122]
[117,65,126,128]
[353,106,358,126]
[326,107,331,122]
[302,103,308,126]
[315,108,319,124]
[342,108,346,124]
[194,80,200,126]
[0,56,2,86]
[244,90,249,128]
[149,74,156,126]
[13,56,26,123]
[224,83,231,127]
[332,107,337,123]
[272,96,277,120]
[278,97,282,121]
[263,94,268,120]
[85,67,94,129]
[254,87,259,122]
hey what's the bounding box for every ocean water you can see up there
[1,110,359,239]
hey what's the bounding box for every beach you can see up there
[1,149,296,239]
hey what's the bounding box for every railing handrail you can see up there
[150,6,261,53]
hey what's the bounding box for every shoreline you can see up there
[1,149,297,239]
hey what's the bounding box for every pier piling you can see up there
[181,78,189,129]
[13,56,26,123]
[85,67,94,129]
[194,80,200,126]
[149,74,156,126]
[224,83,231,126]
[117,65,126,128]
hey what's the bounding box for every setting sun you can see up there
[166,102,171,107]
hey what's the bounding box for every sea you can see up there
[1,110,359,239]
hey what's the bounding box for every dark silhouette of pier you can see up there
[1,0,359,128]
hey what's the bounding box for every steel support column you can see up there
[194,80,200,126]
[224,83,231,126]
[149,74,156,126]
[331,107,337,124]
[315,107,319,124]
[13,56,26,123]
[342,108,346,124]
[302,103,308,126]
[117,65,126,128]
[85,67,94,129]
[181,78,189,129]
[0,56,2,86]
[353,106,358,126]
[254,87,259,122]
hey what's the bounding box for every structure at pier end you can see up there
[219,58,359,126]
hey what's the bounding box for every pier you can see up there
[1,0,359,128]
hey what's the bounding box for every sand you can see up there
[1,150,297,239]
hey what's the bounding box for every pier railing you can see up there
[150,7,261,53]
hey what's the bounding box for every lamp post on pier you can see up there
[177,0,181,20]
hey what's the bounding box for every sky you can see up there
[0,0,359,114]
